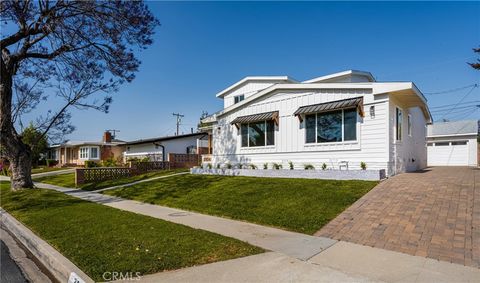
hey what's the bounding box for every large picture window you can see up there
[241,120,275,147]
[305,108,357,144]
[79,146,100,160]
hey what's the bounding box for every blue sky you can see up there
[25,1,480,141]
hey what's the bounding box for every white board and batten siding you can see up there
[223,81,278,109]
[213,89,395,172]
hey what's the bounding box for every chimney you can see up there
[103,131,112,143]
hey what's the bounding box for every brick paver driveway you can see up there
[316,167,480,268]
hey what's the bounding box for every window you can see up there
[241,120,275,147]
[451,141,467,145]
[90,147,99,159]
[435,142,449,146]
[305,108,357,144]
[234,95,245,104]
[407,114,412,136]
[79,146,100,160]
[427,143,433,146]
[396,107,403,141]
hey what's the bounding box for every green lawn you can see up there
[0,183,262,281]
[104,174,378,234]
[34,169,187,190]
[31,167,71,174]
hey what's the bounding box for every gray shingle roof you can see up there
[294,97,363,116]
[427,120,479,136]
[231,111,279,125]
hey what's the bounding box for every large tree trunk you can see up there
[0,61,34,190]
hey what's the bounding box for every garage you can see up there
[427,140,469,166]
[427,120,478,167]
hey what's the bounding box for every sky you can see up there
[19,1,480,141]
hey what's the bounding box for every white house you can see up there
[200,70,432,176]
[427,120,478,166]
[124,132,209,162]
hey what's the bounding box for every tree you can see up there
[1,1,159,190]
[469,47,480,70]
[21,123,48,167]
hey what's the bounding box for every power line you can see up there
[429,100,480,109]
[424,84,478,95]
[431,105,479,113]
[439,85,478,120]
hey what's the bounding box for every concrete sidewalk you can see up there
[91,171,189,193]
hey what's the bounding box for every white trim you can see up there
[302,70,375,83]
[216,76,296,98]
[408,114,412,137]
[427,133,478,138]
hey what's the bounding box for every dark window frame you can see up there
[234,95,245,104]
[305,108,358,144]
[240,120,275,147]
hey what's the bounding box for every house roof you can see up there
[125,132,208,146]
[294,97,364,116]
[427,120,478,137]
[50,140,125,148]
[230,111,279,125]
[302,70,375,83]
[215,76,297,98]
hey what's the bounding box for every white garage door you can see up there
[427,141,469,166]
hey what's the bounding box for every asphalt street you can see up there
[0,240,28,283]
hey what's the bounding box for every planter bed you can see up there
[191,168,386,181]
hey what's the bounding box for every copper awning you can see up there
[231,111,279,128]
[294,97,364,121]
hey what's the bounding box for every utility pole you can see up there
[172,113,184,136]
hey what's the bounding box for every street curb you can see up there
[0,209,94,283]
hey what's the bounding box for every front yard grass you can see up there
[34,169,187,190]
[104,174,378,235]
[0,182,263,281]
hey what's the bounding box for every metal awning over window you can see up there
[231,111,279,128]
[294,97,364,121]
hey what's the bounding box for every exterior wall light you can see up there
[370,106,375,118]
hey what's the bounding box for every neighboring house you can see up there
[47,131,125,166]
[427,120,478,166]
[200,70,432,176]
[123,132,209,162]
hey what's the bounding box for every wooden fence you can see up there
[130,161,170,172]
[75,167,133,185]
[75,156,199,186]
[168,153,200,168]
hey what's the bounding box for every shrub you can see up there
[272,163,282,170]
[84,161,98,168]
[360,162,367,170]
[304,164,315,170]
[46,159,58,167]
[249,164,257,169]
[216,163,221,169]
[322,163,327,170]
[288,161,294,170]
[102,157,117,167]
[263,163,268,170]
[226,163,232,169]
[207,163,213,169]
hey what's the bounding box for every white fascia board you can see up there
[302,70,375,83]
[427,133,478,138]
[215,76,297,98]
